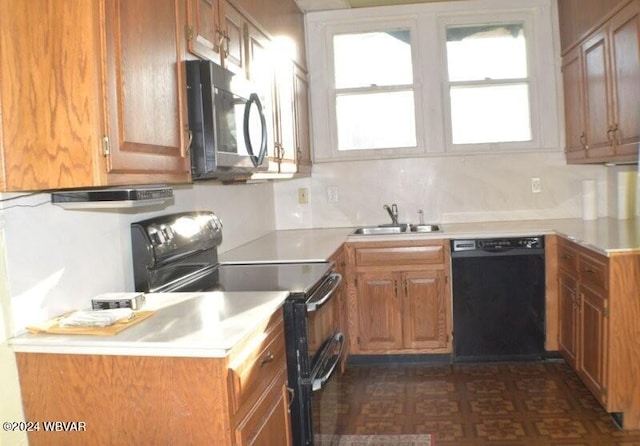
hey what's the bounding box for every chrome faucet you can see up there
[383,203,399,225]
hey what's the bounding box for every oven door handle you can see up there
[311,332,345,392]
[306,273,342,313]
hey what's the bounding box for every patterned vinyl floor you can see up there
[318,360,640,446]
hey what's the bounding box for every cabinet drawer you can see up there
[579,251,608,290]
[228,317,286,414]
[355,244,444,267]
[557,239,579,273]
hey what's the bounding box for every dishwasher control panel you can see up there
[452,236,544,252]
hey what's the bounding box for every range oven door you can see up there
[286,272,345,446]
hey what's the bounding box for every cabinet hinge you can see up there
[604,308,610,318]
[102,136,110,156]
[186,25,194,41]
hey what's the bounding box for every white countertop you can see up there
[358,218,640,255]
[219,227,354,263]
[219,218,640,262]
[9,291,289,358]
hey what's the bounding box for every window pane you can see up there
[334,30,413,88]
[450,84,531,144]
[446,23,527,82]
[336,91,416,150]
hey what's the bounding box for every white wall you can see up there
[273,152,608,229]
[0,182,275,333]
[0,230,27,446]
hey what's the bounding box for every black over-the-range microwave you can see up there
[185,60,269,180]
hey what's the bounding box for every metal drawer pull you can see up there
[260,350,275,366]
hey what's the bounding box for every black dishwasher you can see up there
[451,237,545,362]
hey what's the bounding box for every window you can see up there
[332,30,417,151]
[445,23,532,145]
[306,1,560,162]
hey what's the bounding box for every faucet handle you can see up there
[417,209,424,225]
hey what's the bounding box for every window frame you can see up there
[305,0,561,163]
[331,27,419,153]
[439,13,540,152]
[313,18,426,161]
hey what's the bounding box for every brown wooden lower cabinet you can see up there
[15,312,291,445]
[345,240,452,355]
[555,236,640,430]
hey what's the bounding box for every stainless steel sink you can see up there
[352,226,405,235]
[352,223,441,235]
[409,224,441,232]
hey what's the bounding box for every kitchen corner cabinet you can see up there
[560,0,640,164]
[15,312,291,445]
[269,61,312,175]
[0,0,191,192]
[345,240,452,355]
[555,236,640,430]
[558,0,628,51]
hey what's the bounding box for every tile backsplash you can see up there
[274,151,608,229]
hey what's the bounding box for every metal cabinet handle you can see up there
[287,387,295,410]
[260,350,274,366]
[579,132,587,149]
[216,29,230,57]
[185,129,193,155]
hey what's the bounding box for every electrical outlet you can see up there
[298,188,309,204]
[531,177,542,193]
[327,186,339,203]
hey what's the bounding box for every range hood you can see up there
[51,185,174,209]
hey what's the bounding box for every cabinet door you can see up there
[582,28,615,160]
[578,284,609,405]
[235,373,292,446]
[103,0,190,183]
[562,48,587,162]
[402,270,449,351]
[220,0,245,75]
[293,63,312,174]
[186,0,222,64]
[356,271,403,351]
[274,62,298,174]
[609,1,640,159]
[558,270,579,368]
[558,0,627,51]
[0,0,105,190]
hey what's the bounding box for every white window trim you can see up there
[306,0,561,163]
[312,17,425,161]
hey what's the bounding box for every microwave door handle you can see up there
[243,93,267,167]
[311,333,345,391]
[306,273,342,313]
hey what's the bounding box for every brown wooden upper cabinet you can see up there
[0,0,191,192]
[559,0,640,164]
[185,0,224,65]
[186,0,311,178]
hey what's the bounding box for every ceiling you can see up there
[295,0,463,12]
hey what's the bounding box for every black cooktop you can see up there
[217,262,333,296]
